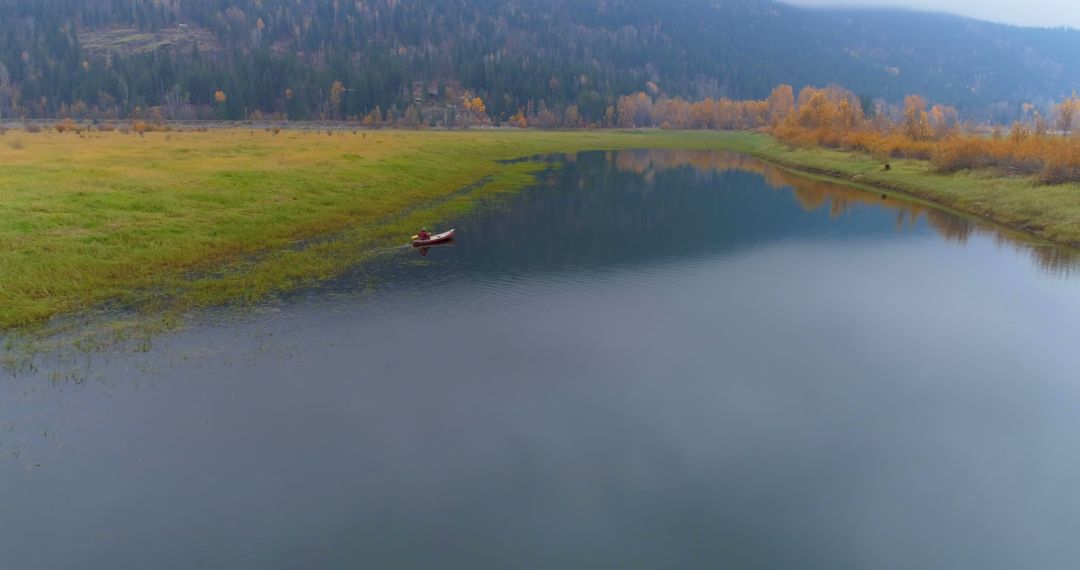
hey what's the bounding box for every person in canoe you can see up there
[411,228,454,247]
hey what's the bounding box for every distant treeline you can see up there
[3,0,1080,123]
[19,78,1080,184]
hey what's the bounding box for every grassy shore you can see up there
[0,129,747,330]
[1,127,1077,331]
[738,134,1080,246]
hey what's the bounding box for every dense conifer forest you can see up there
[2,0,1079,124]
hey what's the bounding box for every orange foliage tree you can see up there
[508,110,528,128]
[1054,93,1080,134]
[767,85,795,126]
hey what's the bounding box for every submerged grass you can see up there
[0,129,738,331]
[2,127,1078,337]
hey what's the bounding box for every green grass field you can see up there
[1,127,1077,331]
[0,129,752,330]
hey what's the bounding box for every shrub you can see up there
[8,139,25,149]
[54,118,77,133]
[765,86,1080,184]
[933,136,989,172]
[1040,138,1080,184]
[24,123,42,133]
[1001,136,1046,175]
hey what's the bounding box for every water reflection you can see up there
[608,149,1080,274]
[5,148,1079,384]
[415,241,455,257]
[4,148,1080,570]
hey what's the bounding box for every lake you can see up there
[4,149,1080,569]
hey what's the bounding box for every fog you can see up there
[783,0,1080,29]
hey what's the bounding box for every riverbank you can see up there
[0,129,744,330]
[735,134,1080,246]
[2,128,1077,332]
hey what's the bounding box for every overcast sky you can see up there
[783,0,1080,29]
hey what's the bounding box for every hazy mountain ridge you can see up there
[0,0,1078,122]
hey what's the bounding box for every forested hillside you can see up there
[1,0,1079,124]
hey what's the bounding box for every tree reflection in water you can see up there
[609,149,1080,275]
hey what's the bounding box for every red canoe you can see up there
[411,228,455,247]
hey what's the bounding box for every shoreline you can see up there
[728,133,1080,249]
[0,129,733,331]
[1,128,1076,332]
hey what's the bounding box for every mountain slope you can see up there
[0,0,1078,122]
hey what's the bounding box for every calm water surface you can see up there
[4,150,1080,569]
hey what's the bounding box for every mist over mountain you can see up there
[784,0,1080,30]
[1,0,1078,123]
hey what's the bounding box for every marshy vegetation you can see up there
[3,123,1080,334]
[0,128,738,330]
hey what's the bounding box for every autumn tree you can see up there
[212,91,228,120]
[461,94,488,125]
[463,95,486,115]
[832,94,864,131]
[903,95,931,140]
[362,106,383,127]
[690,99,715,129]
[742,100,770,129]
[1008,121,1031,145]
[532,102,559,128]
[509,109,528,128]
[1054,93,1080,135]
[329,81,346,120]
[617,92,653,128]
[927,104,958,139]
[1034,111,1049,136]
[53,117,76,133]
[796,87,834,131]
[564,105,583,128]
[767,85,795,126]
[654,98,692,129]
